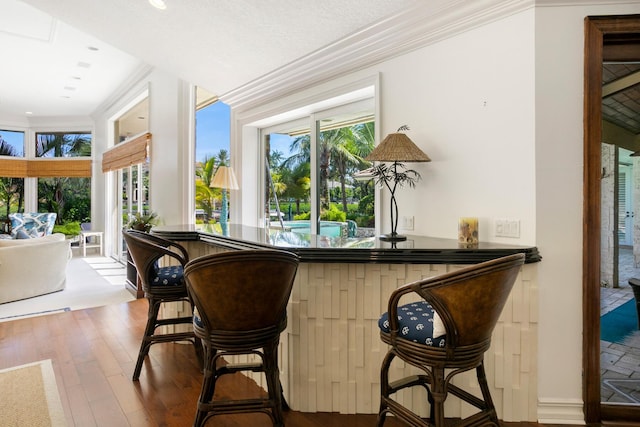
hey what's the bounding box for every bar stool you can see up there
[377,253,524,427]
[183,250,299,427]
[122,229,203,381]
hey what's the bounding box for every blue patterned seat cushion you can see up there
[151,265,184,286]
[378,301,446,348]
[193,308,203,328]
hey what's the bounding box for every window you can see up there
[0,130,25,220]
[0,130,24,157]
[263,98,376,237]
[33,131,92,227]
[105,92,150,262]
[35,132,92,157]
[194,87,230,224]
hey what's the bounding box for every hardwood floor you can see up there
[0,299,568,426]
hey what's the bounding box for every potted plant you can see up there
[126,211,158,232]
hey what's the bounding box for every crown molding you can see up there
[221,0,535,110]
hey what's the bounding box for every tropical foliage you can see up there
[0,138,24,218]
[268,122,375,227]
[0,132,92,226]
[36,133,92,224]
[194,149,230,223]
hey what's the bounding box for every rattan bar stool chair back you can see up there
[377,253,525,427]
[122,229,203,381]
[184,249,300,427]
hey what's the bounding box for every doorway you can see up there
[584,14,640,424]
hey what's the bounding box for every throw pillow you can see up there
[15,229,31,239]
[29,228,43,238]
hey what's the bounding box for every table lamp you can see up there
[365,126,431,242]
[210,165,239,235]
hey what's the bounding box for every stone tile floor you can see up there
[601,247,640,403]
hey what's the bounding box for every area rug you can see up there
[0,307,70,322]
[0,359,66,426]
[601,298,638,344]
[0,257,133,321]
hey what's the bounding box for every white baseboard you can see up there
[537,398,585,425]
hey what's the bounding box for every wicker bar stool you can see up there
[377,253,525,427]
[122,229,203,381]
[183,249,299,427]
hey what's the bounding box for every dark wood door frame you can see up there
[584,14,640,425]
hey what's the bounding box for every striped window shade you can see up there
[0,157,90,178]
[102,132,151,172]
[0,158,27,177]
[28,158,92,177]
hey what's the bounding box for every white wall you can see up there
[229,2,638,423]
[375,11,536,245]
[92,68,191,254]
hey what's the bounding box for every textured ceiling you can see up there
[0,0,419,118]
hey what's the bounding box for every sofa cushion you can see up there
[0,233,65,248]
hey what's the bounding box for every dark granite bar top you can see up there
[152,224,541,265]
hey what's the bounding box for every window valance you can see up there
[102,132,151,172]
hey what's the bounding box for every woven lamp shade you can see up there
[365,132,431,163]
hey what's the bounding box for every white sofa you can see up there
[0,233,71,304]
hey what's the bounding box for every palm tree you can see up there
[0,138,24,217]
[215,149,230,167]
[195,156,217,222]
[36,133,91,224]
[36,133,91,157]
[280,162,310,215]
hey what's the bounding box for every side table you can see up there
[80,230,103,257]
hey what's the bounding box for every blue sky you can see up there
[195,101,295,163]
[0,130,24,156]
[195,101,231,162]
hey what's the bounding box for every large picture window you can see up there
[263,98,376,237]
[35,132,92,228]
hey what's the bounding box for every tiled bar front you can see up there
[175,232,539,422]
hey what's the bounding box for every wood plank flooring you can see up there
[0,299,566,426]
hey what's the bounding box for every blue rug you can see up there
[601,299,638,344]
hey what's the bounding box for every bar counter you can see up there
[153,224,541,421]
[152,223,541,265]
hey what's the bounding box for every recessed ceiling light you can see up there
[77,61,91,68]
[149,0,167,10]
[88,46,99,51]
[64,86,76,91]
[25,111,32,115]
